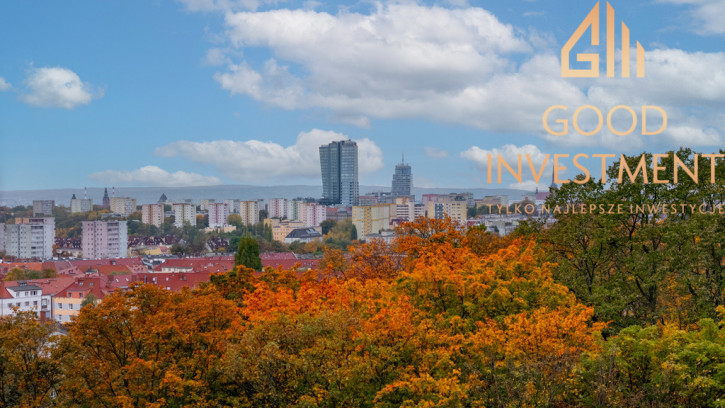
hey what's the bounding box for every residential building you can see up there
[284,228,323,244]
[70,194,93,213]
[0,281,52,319]
[325,207,351,222]
[4,218,55,259]
[299,202,327,227]
[32,200,54,216]
[53,278,105,323]
[199,199,215,211]
[269,198,287,219]
[286,200,299,221]
[173,203,197,227]
[352,204,394,238]
[81,220,128,259]
[110,197,137,217]
[223,199,240,214]
[270,220,308,242]
[208,202,230,228]
[141,204,164,228]
[426,197,467,222]
[395,196,424,222]
[0,223,4,252]
[319,140,359,206]
[239,200,259,226]
[392,155,413,198]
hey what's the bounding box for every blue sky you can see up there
[1,0,724,191]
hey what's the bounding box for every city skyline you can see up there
[2,1,725,192]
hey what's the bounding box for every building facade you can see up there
[70,196,93,213]
[32,200,54,216]
[110,197,137,217]
[269,198,287,219]
[425,197,467,222]
[320,140,359,206]
[141,204,164,228]
[172,203,197,227]
[199,199,215,211]
[392,156,412,198]
[223,199,240,214]
[4,218,55,259]
[352,204,394,238]
[81,220,128,259]
[208,202,230,228]
[239,200,260,226]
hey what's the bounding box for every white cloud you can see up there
[0,77,11,91]
[90,166,221,187]
[153,129,383,182]
[196,3,725,150]
[21,67,101,109]
[461,144,548,170]
[659,0,725,35]
[424,147,449,159]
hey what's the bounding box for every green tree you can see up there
[235,236,262,270]
[320,219,337,235]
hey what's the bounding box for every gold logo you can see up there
[562,2,644,78]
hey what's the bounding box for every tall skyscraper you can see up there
[319,140,359,206]
[392,154,412,198]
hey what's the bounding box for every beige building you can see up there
[426,197,467,222]
[141,204,164,227]
[352,204,395,238]
[239,200,260,226]
[270,220,308,242]
[110,197,137,217]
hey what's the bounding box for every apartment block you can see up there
[223,199,240,214]
[141,204,164,228]
[110,197,137,217]
[352,204,394,238]
[425,197,467,222]
[70,197,93,213]
[199,199,215,211]
[32,200,54,216]
[239,200,260,226]
[4,218,55,259]
[173,203,197,227]
[268,198,287,219]
[81,220,128,259]
[208,202,230,228]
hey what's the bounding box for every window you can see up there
[25,302,30,306]
[58,303,63,309]
[69,304,73,310]
[33,301,38,306]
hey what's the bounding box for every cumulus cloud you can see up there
[0,77,11,91]
[461,144,548,170]
[21,67,102,109]
[190,2,725,150]
[424,147,449,159]
[154,129,384,182]
[659,0,725,35]
[90,166,221,187]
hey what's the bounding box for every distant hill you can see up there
[0,185,531,207]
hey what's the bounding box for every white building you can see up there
[239,200,260,226]
[81,220,128,259]
[199,199,215,211]
[269,198,287,219]
[110,197,137,217]
[223,199,240,214]
[32,200,54,216]
[208,202,230,228]
[70,197,93,213]
[286,200,299,221]
[141,204,164,227]
[0,282,51,319]
[173,203,197,227]
[4,218,55,259]
[352,204,394,238]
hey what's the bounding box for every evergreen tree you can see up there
[235,236,262,270]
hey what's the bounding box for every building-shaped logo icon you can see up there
[562,2,644,78]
